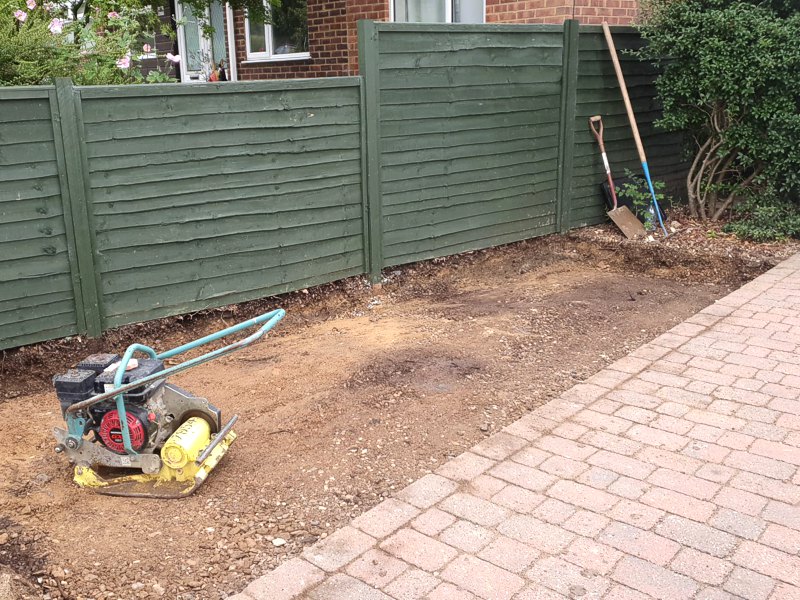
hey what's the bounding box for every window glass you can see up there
[182,4,204,71]
[209,1,228,62]
[271,0,308,54]
[247,16,267,54]
[394,0,446,22]
[393,0,483,23]
[454,0,483,23]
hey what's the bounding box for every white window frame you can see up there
[390,0,485,23]
[244,0,310,63]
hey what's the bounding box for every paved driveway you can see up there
[233,253,800,600]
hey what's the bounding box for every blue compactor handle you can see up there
[65,309,286,453]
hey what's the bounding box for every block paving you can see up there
[232,253,800,599]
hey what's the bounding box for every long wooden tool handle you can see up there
[602,22,647,165]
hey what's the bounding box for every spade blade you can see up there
[608,206,646,239]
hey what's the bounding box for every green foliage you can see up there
[723,189,800,241]
[615,168,671,229]
[0,0,175,85]
[0,0,76,85]
[635,0,800,220]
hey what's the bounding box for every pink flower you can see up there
[44,2,55,10]
[13,9,27,21]
[116,55,130,69]
[142,43,151,53]
[107,10,119,18]
[26,0,36,9]
[48,18,63,33]
[165,52,180,64]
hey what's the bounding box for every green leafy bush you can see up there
[635,0,800,220]
[0,0,175,85]
[615,169,671,230]
[723,190,800,241]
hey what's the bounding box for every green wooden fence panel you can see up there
[0,87,83,350]
[569,27,688,228]
[373,23,565,267]
[77,79,367,328]
[0,23,690,350]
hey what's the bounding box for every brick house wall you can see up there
[485,0,638,25]
[345,0,390,76]
[228,0,351,79]
[231,0,637,80]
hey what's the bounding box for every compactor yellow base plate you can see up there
[73,421,236,499]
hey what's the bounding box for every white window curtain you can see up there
[393,0,484,23]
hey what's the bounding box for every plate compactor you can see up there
[51,309,285,498]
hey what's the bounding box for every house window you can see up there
[245,0,309,61]
[392,0,484,23]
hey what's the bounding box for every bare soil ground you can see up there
[0,222,797,600]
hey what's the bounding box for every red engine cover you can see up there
[98,410,147,454]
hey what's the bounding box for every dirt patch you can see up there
[0,223,795,600]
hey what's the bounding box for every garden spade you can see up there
[589,115,646,239]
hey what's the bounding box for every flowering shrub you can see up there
[0,0,177,85]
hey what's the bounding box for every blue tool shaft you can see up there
[642,161,669,236]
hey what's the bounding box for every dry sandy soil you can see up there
[0,223,797,600]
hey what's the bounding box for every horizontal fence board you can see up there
[382,158,559,195]
[90,159,362,203]
[0,287,74,315]
[81,106,361,142]
[384,216,557,265]
[381,109,561,138]
[381,148,559,183]
[0,120,54,145]
[80,87,360,124]
[101,235,364,295]
[0,317,79,347]
[381,82,563,104]
[97,219,365,273]
[0,99,55,123]
[386,193,556,233]
[381,136,557,169]
[385,203,556,245]
[385,181,552,216]
[377,30,563,54]
[94,204,364,251]
[95,185,362,229]
[381,95,561,122]
[0,272,74,304]
[379,46,564,69]
[0,214,67,243]
[380,123,556,153]
[87,135,360,172]
[0,194,64,224]
[102,254,365,323]
[78,77,361,99]
[88,148,361,189]
[379,66,563,90]
[92,175,362,216]
[86,124,362,159]
[102,266,363,329]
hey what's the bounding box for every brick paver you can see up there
[233,254,800,599]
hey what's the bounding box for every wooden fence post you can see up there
[358,20,384,284]
[53,77,103,337]
[556,19,580,233]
